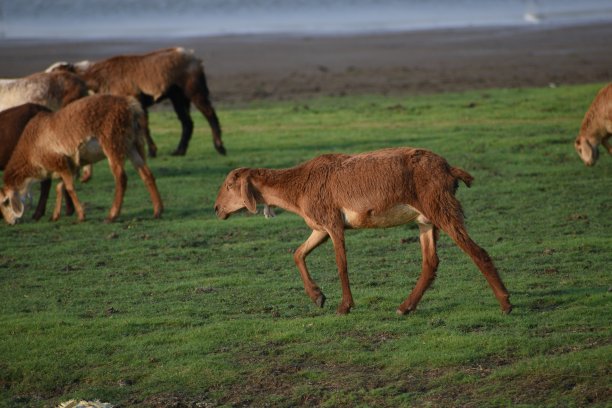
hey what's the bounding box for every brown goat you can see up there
[0,95,163,224]
[47,47,224,157]
[574,83,612,166]
[0,103,75,220]
[0,70,89,211]
[214,147,512,315]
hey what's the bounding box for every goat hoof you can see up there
[336,302,353,315]
[315,294,326,308]
[171,149,186,156]
[502,304,513,314]
[32,212,43,221]
[215,144,227,156]
[336,307,350,315]
[396,307,414,316]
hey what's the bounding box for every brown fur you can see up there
[0,71,88,218]
[575,83,612,166]
[214,147,512,315]
[0,95,163,224]
[48,47,224,156]
[0,103,73,220]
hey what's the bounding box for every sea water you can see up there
[1,0,612,39]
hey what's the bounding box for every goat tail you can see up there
[450,167,474,188]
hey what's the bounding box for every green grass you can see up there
[1,83,610,407]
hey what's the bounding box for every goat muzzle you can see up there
[214,204,228,220]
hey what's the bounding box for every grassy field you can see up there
[0,83,610,407]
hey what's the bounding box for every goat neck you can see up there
[248,168,304,215]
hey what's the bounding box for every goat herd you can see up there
[1,46,610,315]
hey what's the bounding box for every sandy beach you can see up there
[1,22,611,103]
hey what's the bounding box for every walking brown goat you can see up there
[574,83,612,166]
[214,147,512,315]
[0,95,163,224]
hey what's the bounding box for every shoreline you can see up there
[1,21,611,103]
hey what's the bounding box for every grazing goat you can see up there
[0,95,163,224]
[47,47,225,157]
[0,103,75,220]
[0,70,87,112]
[214,147,512,315]
[574,83,612,166]
[0,69,91,194]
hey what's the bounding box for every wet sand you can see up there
[0,22,611,103]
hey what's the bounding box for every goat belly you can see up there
[77,139,105,164]
[341,204,421,229]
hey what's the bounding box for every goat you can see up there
[47,47,225,157]
[0,103,75,220]
[214,147,512,315]
[0,71,88,218]
[0,70,88,112]
[0,95,163,224]
[574,83,612,166]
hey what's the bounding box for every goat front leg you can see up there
[57,172,85,221]
[33,179,51,220]
[80,164,93,183]
[398,223,440,315]
[141,109,157,158]
[327,227,355,314]
[602,136,612,155]
[51,180,64,221]
[49,180,75,218]
[168,88,193,156]
[294,230,329,308]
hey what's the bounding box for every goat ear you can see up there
[240,177,257,214]
[10,192,24,218]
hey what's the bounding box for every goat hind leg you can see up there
[106,160,127,222]
[187,77,225,155]
[294,230,329,307]
[397,223,440,315]
[438,213,512,313]
[129,149,163,218]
